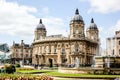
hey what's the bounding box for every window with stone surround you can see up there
[75,44,79,52]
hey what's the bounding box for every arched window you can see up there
[62,48,65,54]
[75,45,79,52]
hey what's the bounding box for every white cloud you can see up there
[0,0,67,43]
[88,0,120,13]
[0,0,38,37]
[106,20,120,36]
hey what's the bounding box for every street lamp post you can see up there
[107,55,110,68]
[21,40,24,67]
[3,44,6,64]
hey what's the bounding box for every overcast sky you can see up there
[0,0,120,49]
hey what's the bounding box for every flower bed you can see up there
[0,74,54,80]
[17,67,34,70]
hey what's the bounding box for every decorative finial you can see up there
[21,40,24,46]
[75,8,79,14]
[39,19,42,24]
[91,18,94,23]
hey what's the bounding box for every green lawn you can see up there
[44,71,119,79]
[16,69,120,79]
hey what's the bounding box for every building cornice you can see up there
[32,37,98,45]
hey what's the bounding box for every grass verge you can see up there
[16,69,119,79]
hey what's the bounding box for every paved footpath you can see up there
[52,77,114,80]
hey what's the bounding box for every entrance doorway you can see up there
[49,58,53,67]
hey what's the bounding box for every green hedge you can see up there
[4,64,16,74]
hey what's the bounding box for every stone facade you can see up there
[107,30,120,56]
[94,56,120,68]
[10,40,32,65]
[32,9,99,67]
[94,30,120,68]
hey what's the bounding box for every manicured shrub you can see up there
[4,64,16,74]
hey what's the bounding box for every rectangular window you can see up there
[113,49,114,55]
[26,54,28,58]
[16,49,18,52]
[26,50,28,53]
[119,49,120,55]
[54,48,56,53]
[21,54,23,58]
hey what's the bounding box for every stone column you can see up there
[84,44,87,65]
[66,55,70,64]
[75,57,79,68]
[79,57,81,65]
[71,57,74,64]
[65,48,70,64]
[81,56,83,65]
[57,52,61,66]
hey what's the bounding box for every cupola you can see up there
[70,8,84,23]
[87,18,98,31]
[36,19,46,30]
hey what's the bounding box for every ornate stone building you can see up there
[32,9,99,67]
[10,40,32,65]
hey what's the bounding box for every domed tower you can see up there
[86,18,99,41]
[34,19,47,41]
[70,8,85,38]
